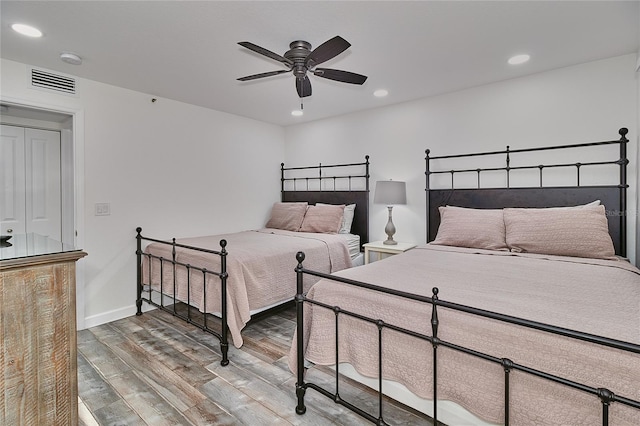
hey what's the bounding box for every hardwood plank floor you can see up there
[78,306,433,425]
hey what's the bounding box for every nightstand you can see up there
[363,241,417,264]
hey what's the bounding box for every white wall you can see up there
[284,54,638,264]
[1,58,285,327]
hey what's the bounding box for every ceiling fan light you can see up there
[291,110,303,117]
[508,54,530,65]
[374,89,388,97]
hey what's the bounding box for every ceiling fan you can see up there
[237,36,368,99]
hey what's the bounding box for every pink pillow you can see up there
[265,202,308,231]
[431,206,508,251]
[504,205,615,259]
[299,204,345,234]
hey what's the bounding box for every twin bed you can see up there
[135,128,639,425]
[292,128,640,425]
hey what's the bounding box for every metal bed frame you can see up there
[135,230,231,364]
[294,128,638,425]
[135,156,370,367]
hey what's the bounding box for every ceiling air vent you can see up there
[30,68,76,95]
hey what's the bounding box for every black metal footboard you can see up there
[294,252,640,425]
[135,227,229,366]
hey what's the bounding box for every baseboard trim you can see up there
[82,303,156,330]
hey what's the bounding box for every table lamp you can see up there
[374,180,407,245]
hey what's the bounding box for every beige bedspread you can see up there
[142,229,352,347]
[290,244,640,425]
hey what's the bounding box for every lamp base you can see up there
[383,206,397,245]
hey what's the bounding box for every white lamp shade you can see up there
[374,180,407,205]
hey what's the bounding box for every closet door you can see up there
[24,128,61,240]
[0,125,27,236]
[0,125,61,240]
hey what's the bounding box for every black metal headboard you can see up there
[426,128,629,257]
[281,156,370,250]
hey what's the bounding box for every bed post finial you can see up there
[619,127,628,139]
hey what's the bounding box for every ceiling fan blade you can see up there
[313,68,368,85]
[238,41,293,66]
[296,76,312,98]
[237,69,291,81]
[305,36,351,67]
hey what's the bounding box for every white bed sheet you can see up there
[340,233,361,259]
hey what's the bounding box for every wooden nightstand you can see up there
[363,241,417,264]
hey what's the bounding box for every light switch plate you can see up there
[95,203,111,216]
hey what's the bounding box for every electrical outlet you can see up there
[95,203,111,216]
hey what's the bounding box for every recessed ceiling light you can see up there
[291,110,303,117]
[373,89,388,97]
[508,54,530,65]
[11,23,42,38]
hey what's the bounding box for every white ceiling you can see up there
[1,1,638,127]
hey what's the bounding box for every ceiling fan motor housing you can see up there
[285,41,313,78]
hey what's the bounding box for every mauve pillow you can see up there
[504,205,615,259]
[317,203,356,234]
[265,202,308,231]
[299,204,345,234]
[431,206,508,251]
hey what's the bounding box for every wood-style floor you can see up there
[77,306,433,425]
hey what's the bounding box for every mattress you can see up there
[291,244,640,425]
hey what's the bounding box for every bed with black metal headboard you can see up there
[426,128,628,256]
[280,156,370,251]
[135,157,370,366]
[292,129,640,426]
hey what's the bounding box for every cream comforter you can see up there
[291,244,640,425]
[143,229,352,347]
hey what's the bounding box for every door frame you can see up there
[1,95,86,329]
